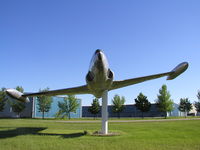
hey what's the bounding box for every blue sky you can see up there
[0,0,199,106]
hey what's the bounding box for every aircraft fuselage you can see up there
[86,49,114,98]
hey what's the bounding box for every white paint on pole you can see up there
[101,90,108,134]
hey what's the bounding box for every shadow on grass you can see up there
[0,127,85,139]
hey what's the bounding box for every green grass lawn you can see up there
[0,119,200,150]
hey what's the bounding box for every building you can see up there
[0,96,82,118]
[189,104,197,116]
[83,104,165,118]
[0,97,34,118]
[167,103,185,117]
[82,103,185,118]
[32,96,82,118]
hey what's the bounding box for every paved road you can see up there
[51,118,200,123]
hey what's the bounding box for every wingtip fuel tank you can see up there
[167,62,189,80]
[5,89,29,103]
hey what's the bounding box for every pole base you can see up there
[92,131,121,136]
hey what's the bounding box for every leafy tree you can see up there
[11,102,25,117]
[179,98,192,118]
[197,91,200,100]
[16,86,24,93]
[11,86,26,117]
[0,87,7,112]
[155,84,174,119]
[194,91,200,113]
[56,95,80,119]
[135,93,151,118]
[112,94,125,118]
[37,88,52,119]
[88,98,100,119]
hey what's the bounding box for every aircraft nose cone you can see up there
[95,49,103,61]
[95,49,102,54]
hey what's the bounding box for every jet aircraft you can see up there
[6,49,188,102]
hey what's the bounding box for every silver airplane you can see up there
[6,49,188,102]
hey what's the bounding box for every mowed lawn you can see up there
[0,119,200,150]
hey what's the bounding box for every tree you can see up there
[57,95,80,119]
[179,98,192,118]
[11,102,25,117]
[88,98,100,119]
[16,86,24,93]
[135,93,151,118]
[112,94,125,118]
[197,91,200,100]
[194,91,200,113]
[11,86,26,117]
[37,88,52,119]
[155,84,174,119]
[0,88,7,112]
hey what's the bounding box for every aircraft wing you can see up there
[6,85,90,103]
[110,62,188,91]
[23,85,90,97]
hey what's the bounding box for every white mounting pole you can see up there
[101,90,108,134]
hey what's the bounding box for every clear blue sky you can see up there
[0,0,199,106]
